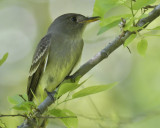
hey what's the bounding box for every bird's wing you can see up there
[27,34,51,101]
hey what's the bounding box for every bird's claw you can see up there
[44,88,56,101]
[65,75,76,83]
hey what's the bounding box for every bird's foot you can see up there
[44,88,57,101]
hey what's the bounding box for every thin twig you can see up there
[88,97,102,117]
[19,94,27,102]
[0,114,76,119]
[130,0,136,26]
[126,46,131,53]
[77,114,107,120]
[36,116,77,119]
[0,114,27,118]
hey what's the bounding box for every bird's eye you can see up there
[71,16,77,22]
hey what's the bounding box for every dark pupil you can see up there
[71,17,77,22]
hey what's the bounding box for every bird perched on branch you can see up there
[27,13,100,101]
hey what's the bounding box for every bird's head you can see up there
[48,13,100,36]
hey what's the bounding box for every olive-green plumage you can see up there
[27,13,100,101]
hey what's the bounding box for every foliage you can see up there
[56,77,81,98]
[7,78,116,128]
[137,39,148,55]
[124,34,137,46]
[93,0,158,55]
[0,53,8,66]
[8,94,36,112]
[0,120,6,128]
[93,0,124,17]
[132,0,156,10]
[48,109,78,128]
[72,83,117,99]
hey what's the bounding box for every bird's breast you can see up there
[40,34,83,92]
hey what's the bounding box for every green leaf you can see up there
[0,53,8,66]
[137,39,148,55]
[13,101,35,111]
[93,0,122,17]
[100,14,131,27]
[150,26,160,30]
[57,82,78,97]
[8,94,35,111]
[72,83,117,99]
[98,20,120,35]
[124,17,134,31]
[74,77,90,90]
[49,109,78,128]
[133,0,156,10]
[128,26,142,32]
[67,76,91,93]
[137,14,149,20]
[8,94,24,105]
[125,17,149,32]
[144,34,160,36]
[124,34,137,47]
[0,120,5,128]
[57,76,86,97]
[23,94,28,101]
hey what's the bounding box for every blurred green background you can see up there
[1,0,160,128]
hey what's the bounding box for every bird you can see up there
[27,13,100,101]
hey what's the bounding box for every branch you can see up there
[0,114,27,118]
[0,114,76,119]
[18,4,160,128]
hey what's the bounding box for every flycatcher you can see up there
[27,13,100,101]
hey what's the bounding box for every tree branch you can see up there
[0,114,76,119]
[0,114,27,118]
[18,4,160,128]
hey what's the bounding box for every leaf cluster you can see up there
[7,78,116,128]
[93,0,159,55]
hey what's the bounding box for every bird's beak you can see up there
[78,16,100,23]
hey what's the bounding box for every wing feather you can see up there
[27,34,51,101]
